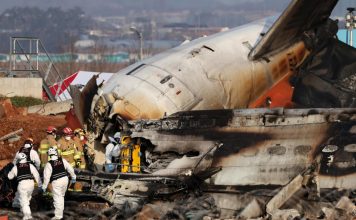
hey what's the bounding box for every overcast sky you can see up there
[0,0,354,17]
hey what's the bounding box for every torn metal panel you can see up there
[71,75,99,126]
[292,34,356,108]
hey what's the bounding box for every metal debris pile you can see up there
[1,188,355,219]
[340,74,356,92]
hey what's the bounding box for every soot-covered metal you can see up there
[129,108,356,187]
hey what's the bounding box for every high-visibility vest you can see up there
[120,141,141,173]
[73,137,86,169]
[39,135,57,167]
[58,138,77,167]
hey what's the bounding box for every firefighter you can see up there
[120,135,132,173]
[13,138,41,170]
[120,135,141,173]
[8,153,42,220]
[39,126,58,168]
[104,132,121,172]
[57,127,77,168]
[73,128,87,169]
[42,147,76,220]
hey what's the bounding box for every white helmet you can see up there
[16,153,27,163]
[114,132,121,139]
[24,139,33,149]
[108,132,121,143]
[24,143,32,149]
[48,146,58,161]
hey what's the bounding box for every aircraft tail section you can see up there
[249,0,338,60]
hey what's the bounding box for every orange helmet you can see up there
[25,137,34,143]
[46,126,57,134]
[63,127,73,136]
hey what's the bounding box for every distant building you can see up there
[74,40,96,49]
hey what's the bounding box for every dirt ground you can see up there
[0,100,67,168]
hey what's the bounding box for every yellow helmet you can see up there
[74,128,85,136]
[121,136,131,145]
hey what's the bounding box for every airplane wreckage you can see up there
[1,0,356,218]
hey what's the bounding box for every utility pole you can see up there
[130,27,143,61]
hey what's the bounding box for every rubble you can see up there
[335,196,356,217]
[238,198,264,219]
[7,135,21,143]
[0,128,23,142]
[321,207,349,220]
[270,209,300,220]
[266,174,304,215]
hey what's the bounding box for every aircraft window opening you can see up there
[267,145,286,155]
[160,75,172,84]
[126,64,145,75]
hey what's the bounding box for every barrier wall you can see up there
[0,78,42,99]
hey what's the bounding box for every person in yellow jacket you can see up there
[73,128,87,169]
[57,127,78,168]
[38,126,58,168]
[120,135,142,173]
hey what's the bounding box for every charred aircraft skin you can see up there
[128,108,356,189]
[68,108,355,206]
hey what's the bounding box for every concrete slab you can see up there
[266,174,304,215]
[27,100,72,115]
[0,78,42,99]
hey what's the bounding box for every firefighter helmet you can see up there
[46,126,57,134]
[74,128,85,136]
[121,136,131,145]
[63,127,73,136]
[16,152,27,163]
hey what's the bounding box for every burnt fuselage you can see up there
[129,108,356,189]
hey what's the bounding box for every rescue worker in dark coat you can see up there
[8,153,42,220]
[41,146,76,220]
[11,138,41,209]
[13,138,41,170]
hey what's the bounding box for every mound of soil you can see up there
[0,99,66,168]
